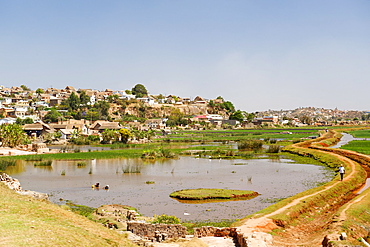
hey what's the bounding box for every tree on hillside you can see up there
[299,115,312,125]
[79,90,90,106]
[222,101,235,113]
[131,84,148,98]
[20,85,30,91]
[66,92,80,111]
[94,100,110,119]
[35,88,44,99]
[43,108,64,123]
[229,110,245,122]
[166,108,188,127]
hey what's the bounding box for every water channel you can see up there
[6,155,334,222]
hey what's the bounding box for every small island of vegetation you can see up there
[169,188,259,201]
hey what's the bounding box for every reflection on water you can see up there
[7,156,334,222]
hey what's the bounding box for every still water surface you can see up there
[7,156,334,222]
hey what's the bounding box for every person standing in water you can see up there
[338,165,345,181]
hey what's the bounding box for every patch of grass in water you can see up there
[34,160,52,166]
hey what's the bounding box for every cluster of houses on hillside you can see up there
[0,86,368,138]
[22,119,121,141]
[0,85,219,121]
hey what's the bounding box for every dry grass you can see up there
[0,183,137,247]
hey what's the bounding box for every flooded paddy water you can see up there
[6,155,334,222]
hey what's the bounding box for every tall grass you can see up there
[34,160,52,166]
[141,147,176,159]
[238,139,263,151]
[122,165,141,173]
[0,160,16,171]
[77,162,87,167]
[266,144,281,153]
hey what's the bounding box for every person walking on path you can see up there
[338,165,345,181]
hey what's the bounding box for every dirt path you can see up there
[237,144,362,246]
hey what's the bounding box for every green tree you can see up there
[43,108,64,123]
[229,110,245,122]
[166,108,187,127]
[299,115,312,125]
[85,109,100,122]
[101,129,120,144]
[131,84,148,98]
[79,90,90,106]
[222,101,235,113]
[20,85,30,91]
[94,101,110,119]
[35,88,44,99]
[0,123,29,147]
[16,117,34,125]
[66,92,80,111]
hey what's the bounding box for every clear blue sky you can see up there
[1,1,369,112]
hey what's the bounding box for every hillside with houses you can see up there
[0,84,369,144]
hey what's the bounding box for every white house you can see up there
[0,118,16,125]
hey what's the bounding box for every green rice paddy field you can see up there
[158,128,323,142]
[341,129,370,154]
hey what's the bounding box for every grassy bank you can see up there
[0,183,136,246]
[336,187,370,245]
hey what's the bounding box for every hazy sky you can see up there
[1,1,369,112]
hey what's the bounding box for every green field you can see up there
[347,129,370,138]
[340,140,370,155]
[158,128,322,142]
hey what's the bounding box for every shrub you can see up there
[151,214,181,224]
[270,139,277,144]
[238,139,263,151]
[267,145,281,153]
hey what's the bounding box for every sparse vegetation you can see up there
[34,160,52,166]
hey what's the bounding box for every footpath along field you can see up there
[233,129,370,246]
